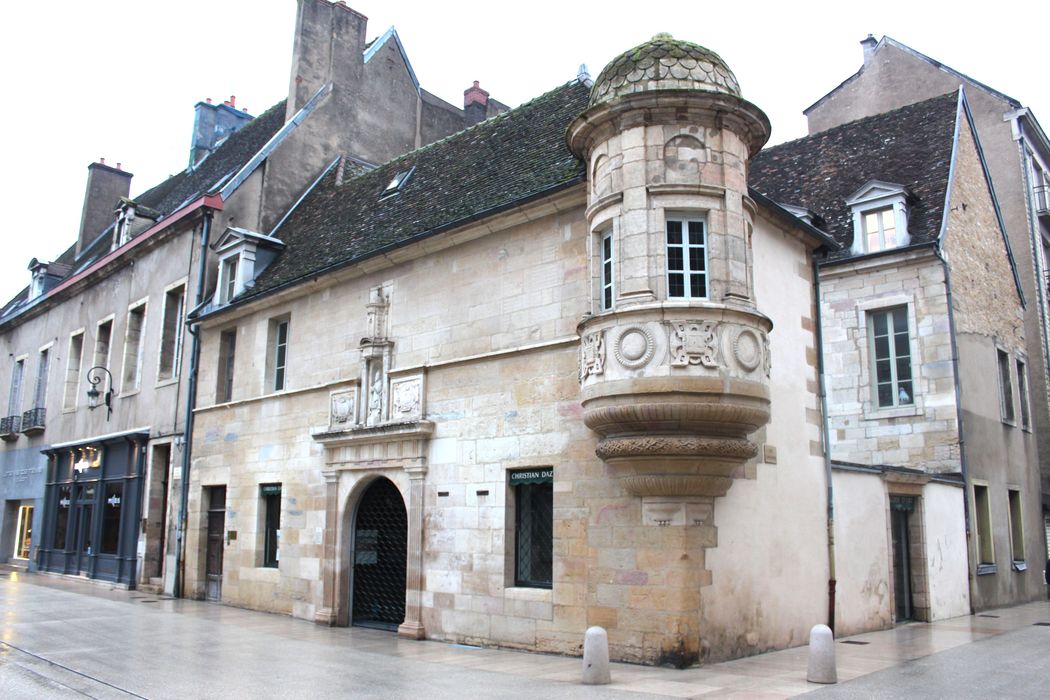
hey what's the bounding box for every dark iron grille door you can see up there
[352,479,407,629]
[515,482,553,588]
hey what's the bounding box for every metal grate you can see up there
[352,479,407,628]
[977,614,1000,618]
[840,640,870,645]
[515,482,553,588]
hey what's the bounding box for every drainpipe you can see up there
[173,208,213,598]
[812,255,837,633]
[933,242,976,615]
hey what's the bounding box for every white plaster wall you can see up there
[831,470,892,635]
[701,213,830,659]
[922,482,970,619]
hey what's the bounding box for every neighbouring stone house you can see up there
[181,26,1043,665]
[0,0,489,595]
[804,35,1050,552]
[753,89,1045,624]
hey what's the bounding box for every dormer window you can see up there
[28,259,48,301]
[211,227,285,307]
[220,254,240,304]
[846,180,912,254]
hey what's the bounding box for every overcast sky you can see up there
[0,0,1046,304]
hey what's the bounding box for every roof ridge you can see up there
[767,90,959,153]
[336,79,588,183]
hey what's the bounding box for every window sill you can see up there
[1012,560,1027,572]
[504,586,552,600]
[863,403,921,420]
[976,563,997,576]
[154,377,179,389]
[1000,419,1017,428]
[119,389,141,400]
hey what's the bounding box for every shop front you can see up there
[37,431,148,587]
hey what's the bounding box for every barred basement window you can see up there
[510,468,553,588]
[261,483,282,568]
[666,216,707,299]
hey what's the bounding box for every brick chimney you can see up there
[464,80,490,126]
[860,34,878,67]
[190,95,254,168]
[286,0,367,121]
[76,160,132,258]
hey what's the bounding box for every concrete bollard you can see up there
[582,626,611,685]
[806,624,837,684]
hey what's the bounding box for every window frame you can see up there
[267,317,289,393]
[867,306,914,410]
[260,483,282,568]
[216,328,237,404]
[861,207,898,252]
[1015,357,1030,431]
[997,347,1015,425]
[845,180,911,255]
[973,482,995,572]
[32,344,52,411]
[665,213,708,300]
[1007,487,1025,567]
[600,229,614,311]
[219,254,240,305]
[8,356,26,419]
[63,330,85,411]
[509,468,553,589]
[157,282,187,383]
[121,299,148,393]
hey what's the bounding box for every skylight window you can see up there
[380,166,415,200]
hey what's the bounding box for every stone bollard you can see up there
[582,626,611,685]
[806,624,837,684]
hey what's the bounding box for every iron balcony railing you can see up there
[0,414,22,439]
[21,407,45,434]
[1035,185,1050,217]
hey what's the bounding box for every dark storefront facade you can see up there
[37,431,148,587]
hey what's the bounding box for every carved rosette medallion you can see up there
[614,326,655,369]
[670,321,719,367]
[580,330,606,380]
[732,327,763,372]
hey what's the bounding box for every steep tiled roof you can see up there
[133,99,286,217]
[751,91,959,260]
[240,80,590,301]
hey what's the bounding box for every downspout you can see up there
[813,254,836,633]
[934,242,975,615]
[173,207,213,598]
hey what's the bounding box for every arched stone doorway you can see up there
[351,477,407,629]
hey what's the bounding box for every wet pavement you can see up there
[1,568,1048,698]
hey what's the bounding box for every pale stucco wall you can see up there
[922,482,970,619]
[700,212,829,661]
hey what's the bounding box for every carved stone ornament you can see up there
[580,330,606,380]
[367,365,384,426]
[614,326,655,369]
[732,328,763,372]
[596,436,756,460]
[762,334,772,378]
[330,391,356,426]
[669,321,719,367]
[392,378,422,418]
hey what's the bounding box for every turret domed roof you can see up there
[589,34,741,106]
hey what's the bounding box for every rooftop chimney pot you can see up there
[100,158,105,165]
[860,34,878,66]
[464,80,490,108]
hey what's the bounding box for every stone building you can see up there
[804,35,1050,551]
[753,89,1045,623]
[0,0,489,592]
[181,28,1041,665]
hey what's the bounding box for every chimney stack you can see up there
[464,80,490,126]
[190,96,254,168]
[76,160,133,258]
[860,34,878,67]
[286,0,367,121]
